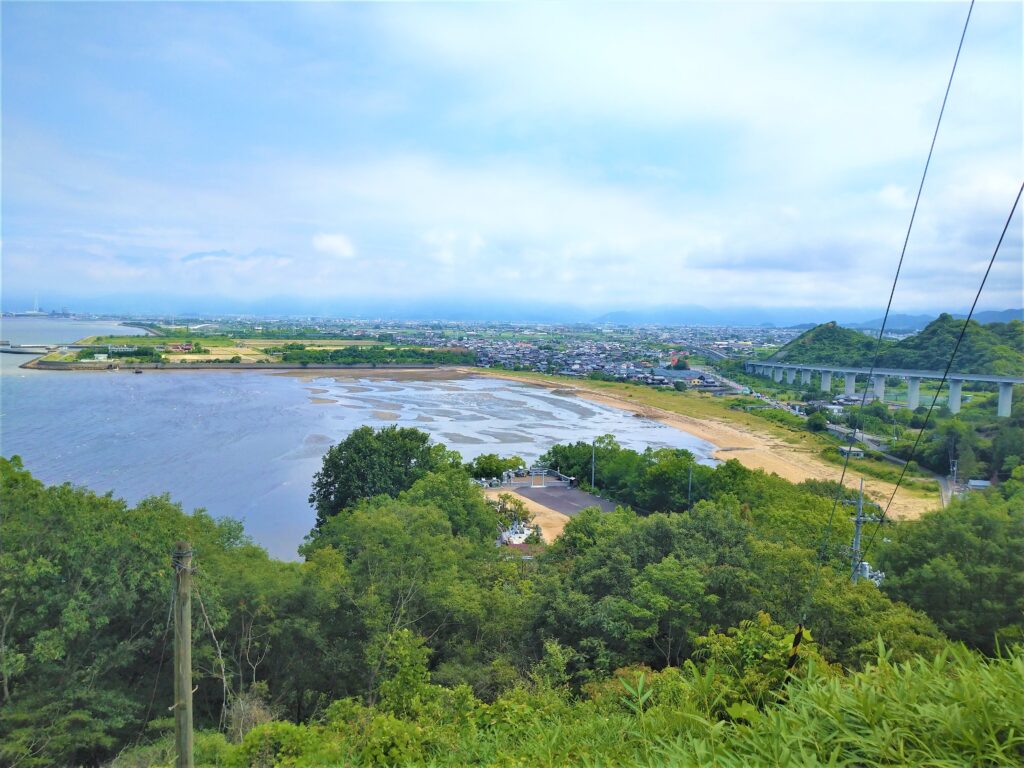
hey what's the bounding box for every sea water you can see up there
[1,318,716,557]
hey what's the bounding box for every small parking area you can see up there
[512,486,618,515]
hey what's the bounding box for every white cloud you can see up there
[878,185,911,210]
[312,233,356,260]
[2,2,1020,314]
[4,134,1021,311]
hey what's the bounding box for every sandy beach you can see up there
[466,369,940,520]
[276,365,938,519]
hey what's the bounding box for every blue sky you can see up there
[2,1,1021,319]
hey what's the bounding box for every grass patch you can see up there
[819,447,940,494]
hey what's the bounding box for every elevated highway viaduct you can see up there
[744,362,1023,417]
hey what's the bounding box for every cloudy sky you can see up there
[2,1,1021,320]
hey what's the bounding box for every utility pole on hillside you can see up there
[173,542,195,768]
[591,440,596,489]
[844,481,882,584]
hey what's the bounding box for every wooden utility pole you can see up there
[173,542,194,768]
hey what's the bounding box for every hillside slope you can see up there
[879,314,1024,375]
[770,315,1024,374]
[768,321,887,365]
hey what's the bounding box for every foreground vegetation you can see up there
[2,429,1022,766]
[111,640,1024,768]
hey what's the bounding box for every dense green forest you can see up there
[771,315,1024,375]
[769,322,882,366]
[2,430,1022,767]
[265,345,475,366]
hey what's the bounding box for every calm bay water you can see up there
[1,318,715,558]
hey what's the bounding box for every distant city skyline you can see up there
[4,295,1021,329]
[2,2,1021,315]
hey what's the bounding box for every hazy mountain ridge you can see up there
[848,309,1023,331]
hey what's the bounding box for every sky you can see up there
[2,1,1021,322]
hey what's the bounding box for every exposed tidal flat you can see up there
[2,321,716,557]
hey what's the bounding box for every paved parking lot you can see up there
[513,486,618,516]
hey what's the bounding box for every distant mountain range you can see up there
[589,306,885,327]
[770,314,1024,375]
[7,292,1020,328]
[845,309,1022,331]
[591,307,1022,329]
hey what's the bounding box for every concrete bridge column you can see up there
[773,367,783,383]
[872,374,886,402]
[800,368,811,385]
[844,373,857,396]
[906,377,921,410]
[947,379,963,414]
[785,368,796,384]
[820,370,833,392]
[997,382,1014,418]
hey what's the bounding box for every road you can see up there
[513,486,618,515]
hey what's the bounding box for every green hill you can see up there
[768,321,888,365]
[771,315,1024,375]
[879,314,1024,375]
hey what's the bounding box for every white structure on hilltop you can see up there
[497,520,532,546]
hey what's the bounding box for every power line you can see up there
[857,180,1024,570]
[137,587,176,743]
[801,0,976,622]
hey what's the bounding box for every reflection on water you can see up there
[3,362,716,558]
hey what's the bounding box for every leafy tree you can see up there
[309,426,461,527]
[400,469,497,542]
[990,425,1024,479]
[876,475,1024,653]
[0,456,283,767]
[806,412,828,432]
[464,453,525,479]
[919,419,981,478]
[490,493,532,529]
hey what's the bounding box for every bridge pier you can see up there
[751,364,1020,415]
[947,379,963,414]
[998,382,1014,418]
[872,374,886,403]
[907,377,921,410]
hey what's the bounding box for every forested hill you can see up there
[771,315,1024,374]
[768,321,886,365]
[878,314,1024,375]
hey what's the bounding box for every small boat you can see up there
[134,369,143,374]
